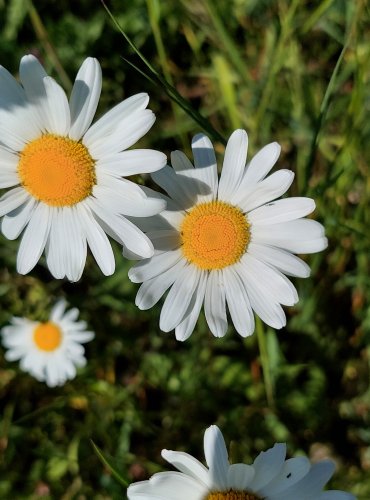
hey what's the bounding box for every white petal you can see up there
[45,209,67,279]
[17,203,51,275]
[241,254,298,306]
[0,170,19,188]
[50,299,67,322]
[235,258,287,328]
[259,456,310,496]
[127,471,206,500]
[0,146,19,170]
[204,270,228,338]
[129,249,183,283]
[19,54,48,125]
[1,197,37,240]
[171,149,215,205]
[315,493,356,500]
[247,242,310,278]
[251,219,328,254]
[43,76,71,135]
[227,463,255,490]
[160,264,201,332]
[88,199,154,259]
[161,450,211,488]
[92,181,165,217]
[69,57,102,140]
[249,443,286,491]
[0,63,41,148]
[271,461,335,500]
[98,149,167,176]
[45,358,61,387]
[175,270,207,341]
[190,133,218,202]
[78,203,115,276]
[218,129,247,201]
[85,109,155,158]
[68,330,94,343]
[0,187,30,217]
[239,141,281,189]
[204,425,229,490]
[223,266,255,337]
[83,93,149,146]
[248,198,316,225]
[60,206,87,282]
[151,165,198,210]
[135,259,187,310]
[235,170,295,213]
[45,207,86,281]
[146,230,181,252]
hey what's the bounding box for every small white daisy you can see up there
[1,299,94,387]
[127,425,355,500]
[129,130,328,340]
[0,55,167,281]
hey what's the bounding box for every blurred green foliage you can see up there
[0,0,369,498]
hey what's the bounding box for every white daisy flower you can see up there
[127,425,355,500]
[129,130,328,340]
[1,299,94,387]
[0,55,167,281]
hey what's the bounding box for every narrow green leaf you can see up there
[101,0,226,144]
[91,440,129,487]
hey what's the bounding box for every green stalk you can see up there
[101,0,226,145]
[302,0,361,191]
[256,317,275,408]
[28,1,72,91]
[146,0,187,148]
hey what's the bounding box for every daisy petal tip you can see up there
[191,132,208,145]
[161,449,172,460]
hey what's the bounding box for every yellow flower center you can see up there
[17,134,96,206]
[33,322,62,352]
[180,201,250,270]
[206,491,262,500]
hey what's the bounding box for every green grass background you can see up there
[0,0,369,498]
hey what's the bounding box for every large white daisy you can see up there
[1,299,94,387]
[0,55,167,281]
[129,130,328,340]
[127,425,355,500]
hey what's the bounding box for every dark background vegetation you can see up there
[0,0,369,498]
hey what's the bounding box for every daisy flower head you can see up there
[129,130,328,340]
[0,55,167,281]
[127,425,355,500]
[1,299,94,387]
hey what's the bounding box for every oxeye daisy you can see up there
[129,130,328,340]
[0,55,167,281]
[1,299,94,387]
[127,425,355,500]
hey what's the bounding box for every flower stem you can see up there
[256,317,275,409]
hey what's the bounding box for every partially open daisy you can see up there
[129,130,328,340]
[1,299,94,387]
[0,55,167,281]
[127,425,355,500]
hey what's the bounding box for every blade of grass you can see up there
[303,2,359,191]
[146,0,187,149]
[256,317,275,409]
[101,0,226,144]
[205,0,251,85]
[91,440,129,487]
[28,1,72,91]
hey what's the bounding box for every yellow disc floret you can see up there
[206,491,262,500]
[17,134,96,206]
[180,200,250,270]
[33,322,62,352]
